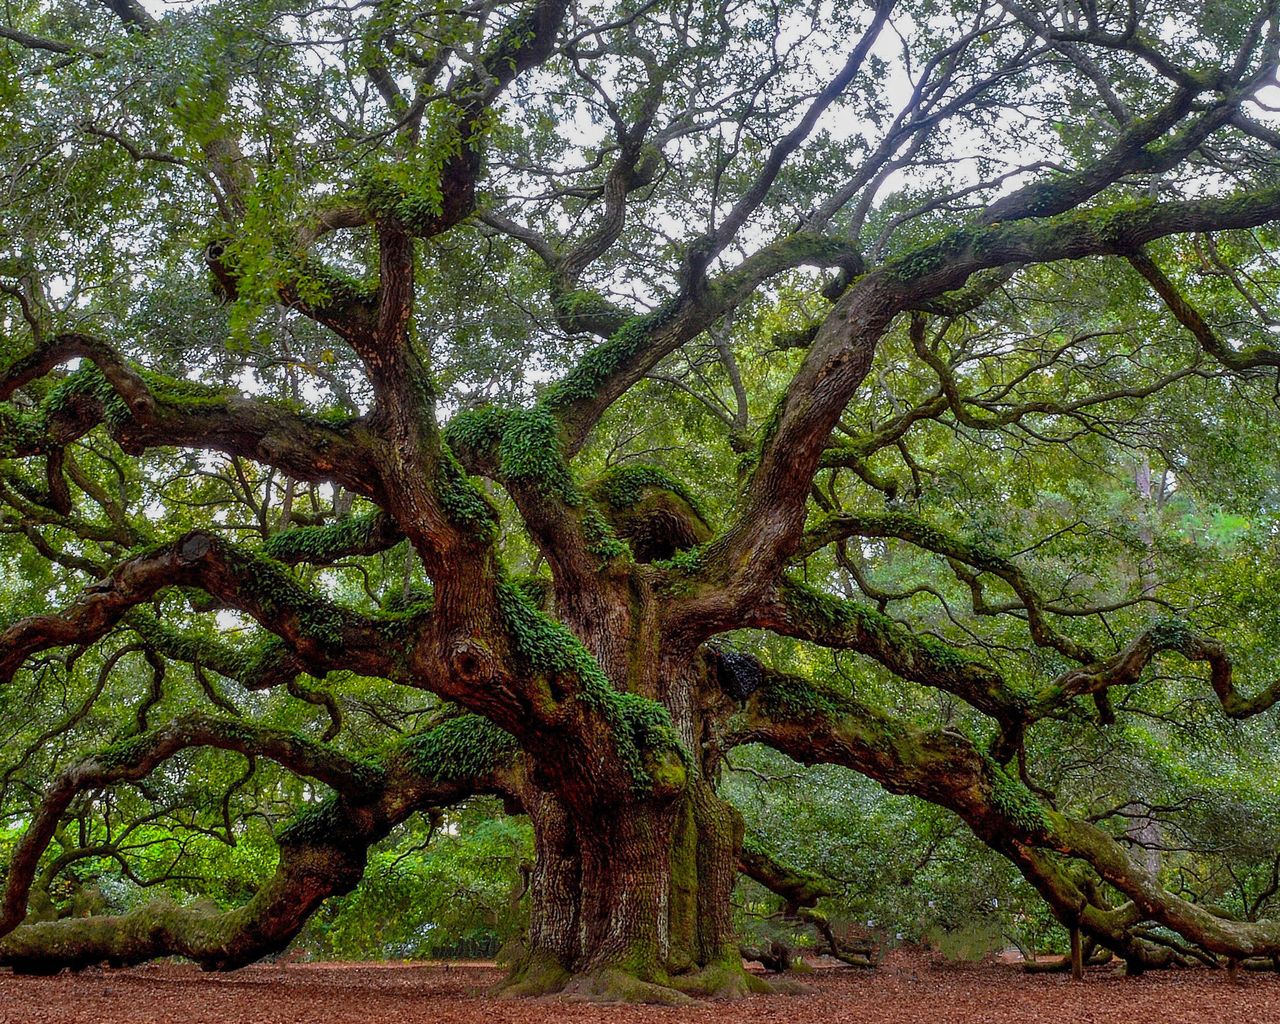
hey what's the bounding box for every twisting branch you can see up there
[0,711,386,940]
[708,654,1280,968]
[741,578,1025,733]
[0,714,520,971]
[0,336,382,498]
[800,508,1095,662]
[681,186,1280,627]
[0,531,423,687]
[1034,619,1280,721]
[683,1,894,284]
[1127,248,1280,372]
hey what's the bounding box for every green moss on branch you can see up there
[542,297,682,410]
[261,512,398,564]
[435,447,501,539]
[404,714,519,781]
[591,464,703,519]
[496,581,691,792]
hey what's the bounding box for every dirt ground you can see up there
[3,949,1279,1024]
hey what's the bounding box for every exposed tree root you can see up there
[492,960,699,1005]
[668,960,804,998]
[492,950,805,1004]
[559,969,699,1005]
[488,948,571,998]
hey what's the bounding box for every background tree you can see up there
[4,0,1280,1002]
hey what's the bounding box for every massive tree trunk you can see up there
[500,781,763,1003]
[497,634,766,1003]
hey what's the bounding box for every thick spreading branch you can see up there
[0,531,421,686]
[678,187,1280,627]
[715,658,1280,967]
[0,712,385,940]
[0,714,519,970]
[0,340,381,498]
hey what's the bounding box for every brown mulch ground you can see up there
[3,949,1279,1024]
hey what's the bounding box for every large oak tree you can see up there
[4,0,1280,1001]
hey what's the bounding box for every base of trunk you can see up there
[491,949,802,1004]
